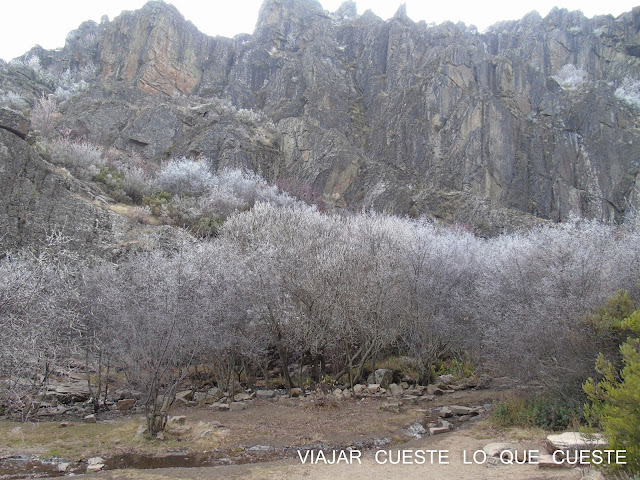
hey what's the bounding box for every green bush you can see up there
[492,394,584,431]
[584,295,640,475]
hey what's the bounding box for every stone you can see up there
[255,389,276,399]
[117,398,136,411]
[365,384,380,394]
[233,393,254,402]
[83,414,97,423]
[217,403,230,412]
[429,426,451,436]
[546,432,607,451]
[175,390,193,401]
[87,457,104,466]
[373,369,393,389]
[87,463,105,472]
[353,384,365,395]
[426,385,445,396]
[381,402,402,413]
[229,401,246,411]
[0,107,30,139]
[449,405,476,415]
[399,382,409,389]
[436,374,454,386]
[401,395,420,405]
[439,406,453,418]
[388,383,404,397]
[207,387,223,400]
[57,462,70,473]
[156,431,164,440]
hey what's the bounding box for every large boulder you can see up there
[0,107,30,139]
[373,369,393,389]
[547,432,607,450]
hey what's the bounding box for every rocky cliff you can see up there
[4,0,640,237]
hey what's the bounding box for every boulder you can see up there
[546,432,607,450]
[381,402,401,413]
[449,405,476,416]
[175,390,193,401]
[388,383,404,397]
[83,414,97,423]
[439,406,453,418]
[229,401,246,411]
[117,398,136,411]
[426,385,445,396]
[373,369,393,389]
[429,425,451,435]
[0,107,30,139]
[436,374,454,386]
[255,389,276,399]
[353,384,365,394]
[234,393,254,402]
[87,457,105,470]
[365,384,381,394]
[217,404,230,412]
[57,462,70,473]
[207,387,223,400]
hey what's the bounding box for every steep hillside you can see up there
[4,0,640,235]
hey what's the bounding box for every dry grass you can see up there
[0,416,228,459]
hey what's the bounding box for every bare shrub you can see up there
[30,93,60,138]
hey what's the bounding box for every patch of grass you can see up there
[0,416,226,460]
[491,394,584,431]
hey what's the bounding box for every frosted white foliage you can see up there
[552,64,587,90]
[197,168,301,217]
[49,137,104,177]
[0,91,28,111]
[615,78,640,110]
[155,157,214,196]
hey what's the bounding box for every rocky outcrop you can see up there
[7,1,640,228]
[0,119,187,256]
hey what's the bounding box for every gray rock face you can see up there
[0,126,189,256]
[5,1,640,231]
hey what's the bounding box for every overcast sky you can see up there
[1,0,638,62]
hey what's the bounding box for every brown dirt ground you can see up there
[1,387,602,480]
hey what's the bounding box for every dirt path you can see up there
[2,384,602,480]
[67,426,592,480]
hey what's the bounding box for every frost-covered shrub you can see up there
[552,64,587,90]
[186,169,291,218]
[30,93,59,138]
[48,137,104,178]
[615,78,640,110]
[122,165,154,203]
[155,158,214,196]
[10,57,56,86]
[0,91,29,111]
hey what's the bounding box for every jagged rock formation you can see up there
[0,107,187,256]
[4,0,640,235]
